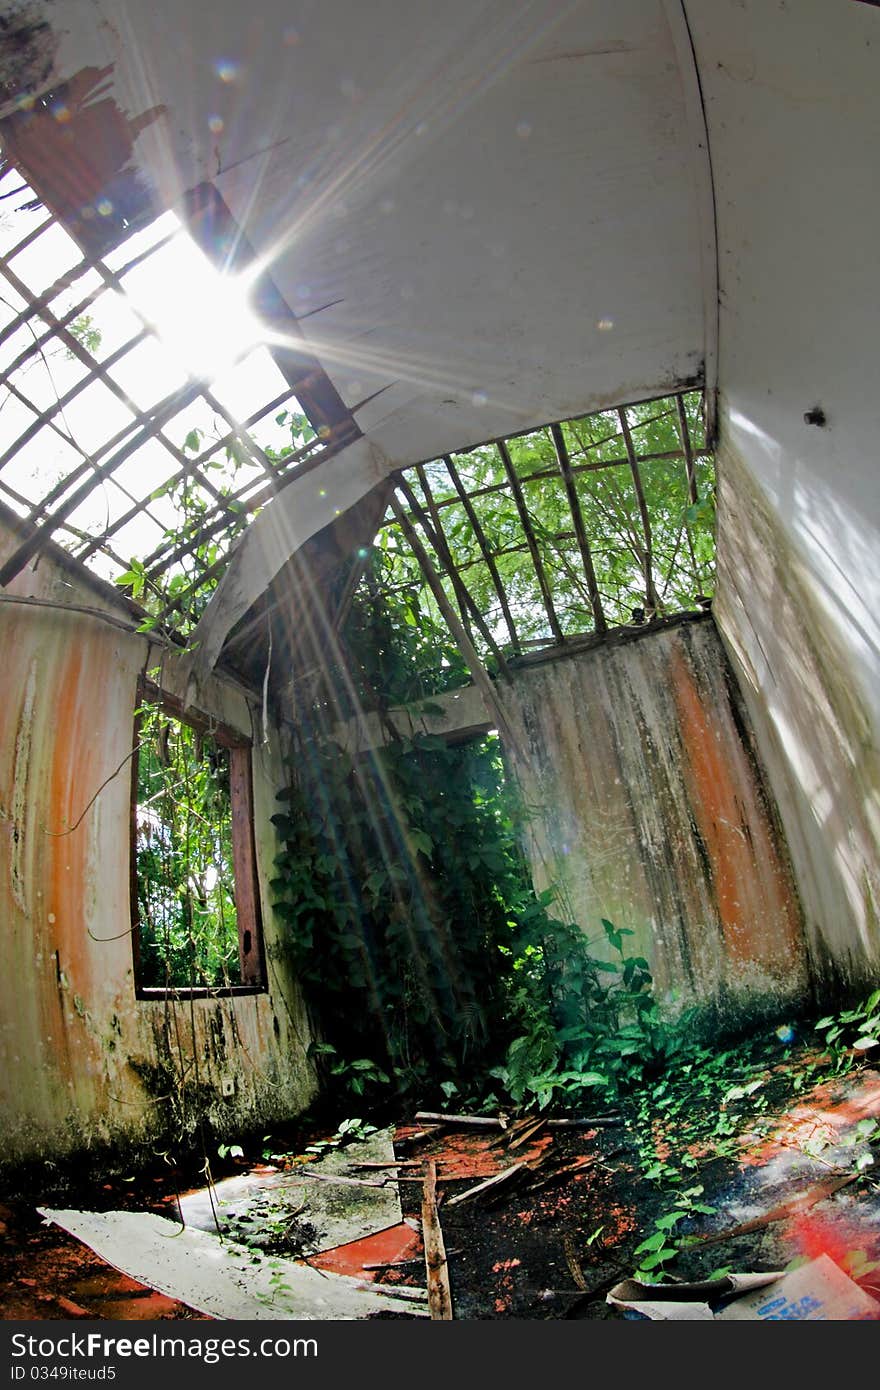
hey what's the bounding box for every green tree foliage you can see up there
[360,391,713,672]
[134,698,239,988]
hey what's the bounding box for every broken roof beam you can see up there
[399,475,512,680]
[675,393,699,505]
[443,454,521,657]
[617,406,661,616]
[549,422,607,634]
[388,494,520,754]
[180,436,396,697]
[496,439,565,645]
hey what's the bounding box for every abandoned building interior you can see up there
[0,0,879,1323]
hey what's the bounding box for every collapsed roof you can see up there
[0,0,717,693]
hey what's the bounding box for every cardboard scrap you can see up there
[608,1255,880,1321]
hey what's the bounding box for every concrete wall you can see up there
[686,0,880,993]
[503,616,808,1024]
[0,528,316,1170]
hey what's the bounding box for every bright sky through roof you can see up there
[122,222,264,382]
[0,185,297,583]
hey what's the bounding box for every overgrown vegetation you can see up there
[134,692,239,988]
[619,992,880,1281]
[272,656,697,1113]
[116,406,319,635]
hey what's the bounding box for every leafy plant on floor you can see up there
[632,1184,719,1281]
[814,989,880,1068]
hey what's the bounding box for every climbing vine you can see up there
[271,558,694,1111]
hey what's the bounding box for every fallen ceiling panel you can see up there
[38,1208,429,1319]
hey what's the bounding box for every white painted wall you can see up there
[687,0,880,986]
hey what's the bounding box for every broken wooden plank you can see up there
[549,422,607,633]
[522,1149,625,1195]
[414,1111,622,1129]
[444,1164,526,1210]
[363,1250,461,1271]
[504,1117,548,1152]
[350,1160,423,1171]
[685,1173,860,1250]
[421,1161,453,1320]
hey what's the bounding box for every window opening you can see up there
[131,682,264,995]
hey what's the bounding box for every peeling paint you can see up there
[0,59,165,253]
[10,656,36,913]
[505,616,808,1024]
[0,523,316,1170]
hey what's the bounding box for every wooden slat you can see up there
[414,464,472,632]
[143,421,356,585]
[549,422,607,633]
[444,1163,525,1209]
[228,745,265,987]
[400,476,511,679]
[0,376,210,586]
[421,1160,453,1320]
[675,394,699,505]
[444,455,521,655]
[617,407,660,615]
[497,439,564,643]
[389,493,521,753]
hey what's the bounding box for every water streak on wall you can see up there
[504,616,808,1022]
[0,533,316,1169]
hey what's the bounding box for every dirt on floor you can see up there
[2,1048,880,1321]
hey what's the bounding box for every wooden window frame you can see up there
[130,678,266,999]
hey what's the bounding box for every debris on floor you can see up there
[37,1209,428,1321]
[4,1034,880,1321]
[608,1255,880,1321]
[178,1126,403,1254]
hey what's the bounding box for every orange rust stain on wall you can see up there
[670,649,803,976]
[46,639,105,999]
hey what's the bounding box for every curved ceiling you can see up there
[14,0,711,462]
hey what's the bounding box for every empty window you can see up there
[131,681,264,994]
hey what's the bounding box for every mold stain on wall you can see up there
[504,615,808,1025]
[0,533,317,1170]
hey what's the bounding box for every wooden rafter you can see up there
[617,406,660,615]
[413,465,472,633]
[675,393,699,505]
[389,494,520,751]
[398,476,511,679]
[444,454,521,656]
[549,422,607,634]
[497,438,564,644]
